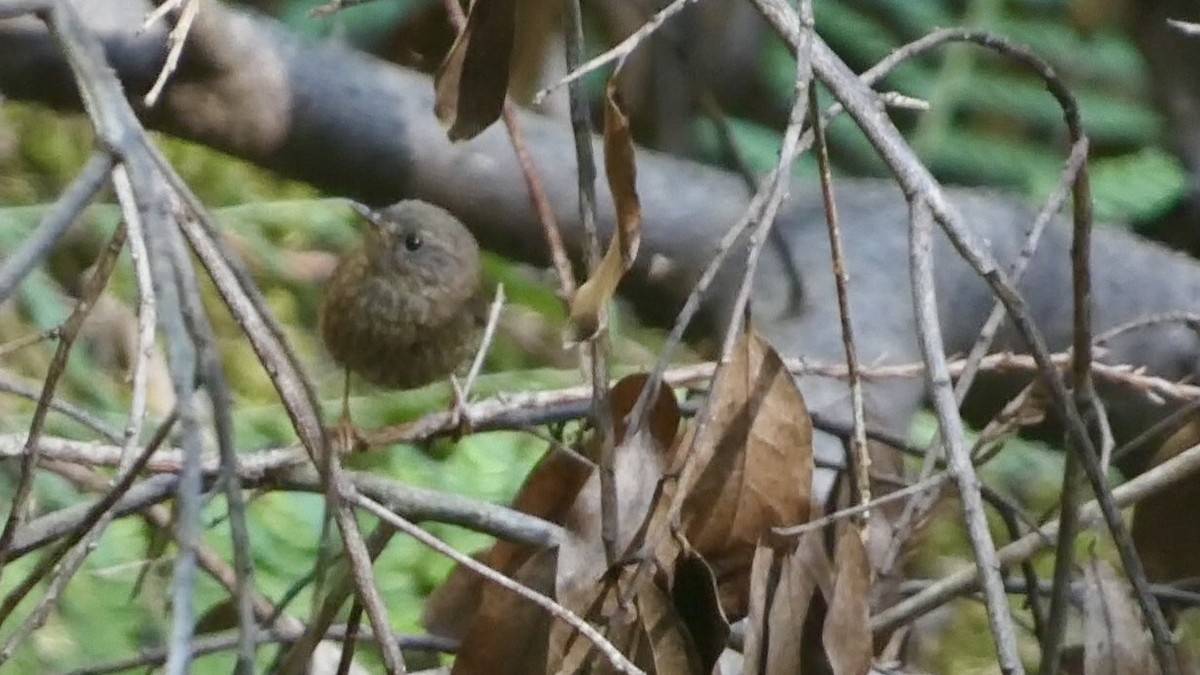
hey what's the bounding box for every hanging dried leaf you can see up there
[433,0,517,141]
[1082,556,1158,675]
[743,533,826,675]
[681,328,815,618]
[568,80,642,342]
[823,528,872,675]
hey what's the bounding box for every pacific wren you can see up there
[319,201,488,405]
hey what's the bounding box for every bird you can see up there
[319,200,489,434]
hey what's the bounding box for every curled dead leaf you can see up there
[568,79,642,343]
[433,0,517,141]
[550,400,672,671]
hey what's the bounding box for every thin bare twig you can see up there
[873,440,1200,634]
[553,0,621,566]
[68,626,454,675]
[0,412,177,660]
[910,199,1023,672]
[882,140,1088,566]
[111,164,156,471]
[142,0,201,107]
[324,459,406,673]
[775,473,948,538]
[533,0,702,103]
[809,77,871,530]
[274,524,396,674]
[362,350,1200,451]
[464,282,505,395]
[451,283,506,428]
[0,373,123,443]
[0,151,113,305]
[164,197,257,672]
[0,328,60,361]
[351,492,645,675]
[133,164,205,675]
[1044,51,1098,670]
[308,0,377,18]
[748,6,1177,668]
[1094,311,1200,345]
[0,223,126,569]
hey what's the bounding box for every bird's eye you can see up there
[404,233,423,252]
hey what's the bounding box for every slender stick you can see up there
[910,199,1023,673]
[352,493,644,675]
[809,80,871,529]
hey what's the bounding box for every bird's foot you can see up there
[330,414,368,454]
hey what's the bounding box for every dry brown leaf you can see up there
[420,551,487,642]
[637,574,708,674]
[670,550,729,673]
[1083,556,1159,675]
[449,548,557,675]
[610,373,681,453]
[550,560,715,675]
[194,598,239,635]
[743,533,826,675]
[550,425,667,670]
[549,378,682,672]
[568,79,642,342]
[422,447,590,639]
[823,528,872,675]
[490,447,593,572]
[1132,417,1200,583]
[681,328,815,618]
[433,0,517,141]
[423,447,590,646]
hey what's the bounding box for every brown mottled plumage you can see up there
[320,200,487,394]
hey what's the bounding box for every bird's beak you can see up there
[348,201,385,231]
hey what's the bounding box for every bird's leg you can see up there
[333,368,365,453]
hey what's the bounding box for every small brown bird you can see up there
[320,200,488,425]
